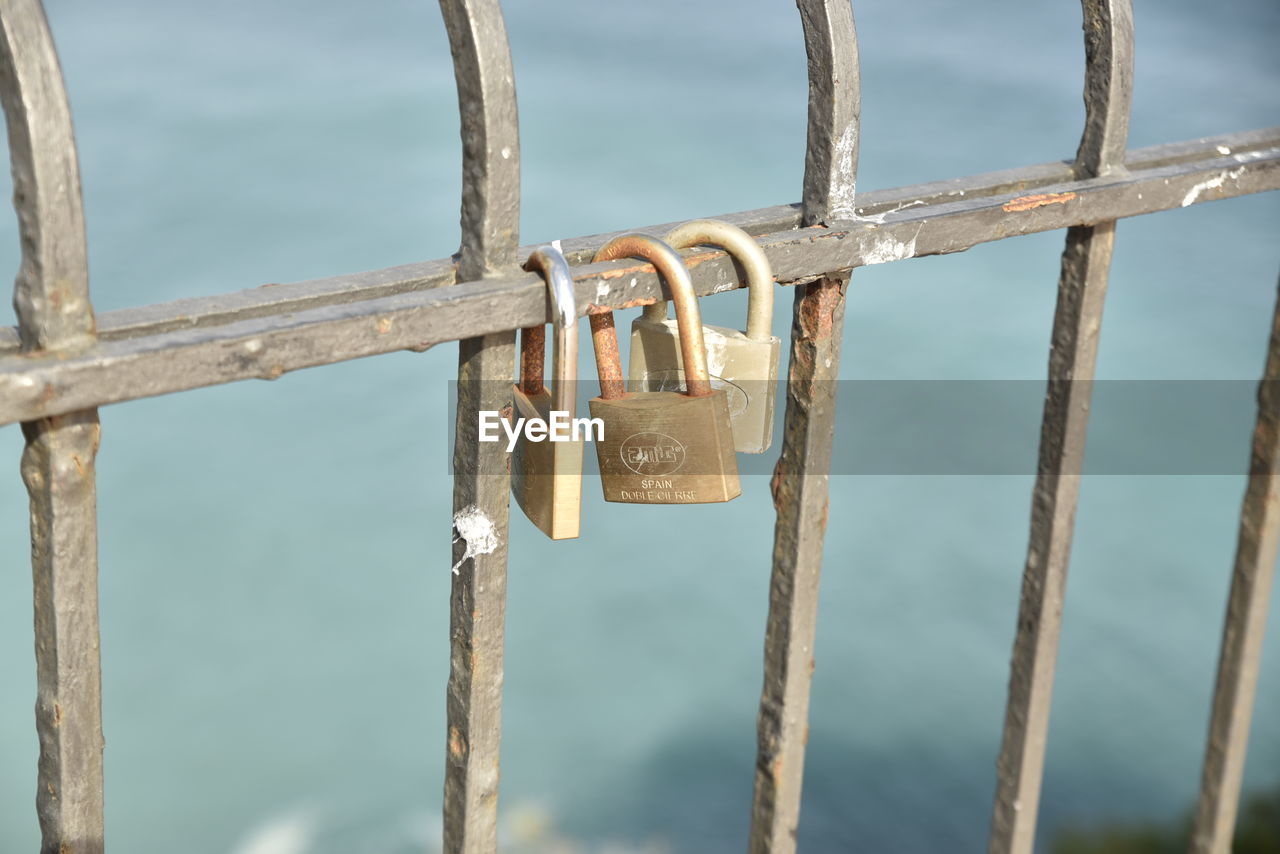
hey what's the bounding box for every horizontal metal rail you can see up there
[0,129,1274,428]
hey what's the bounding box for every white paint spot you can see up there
[229,808,317,854]
[1216,145,1231,155]
[828,123,858,220]
[243,339,264,355]
[452,505,499,574]
[629,277,638,288]
[500,146,512,160]
[1233,150,1264,163]
[862,235,917,265]
[595,280,611,301]
[1181,167,1244,207]
[858,198,925,225]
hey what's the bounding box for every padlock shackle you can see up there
[521,245,578,416]
[645,219,775,342]
[591,234,712,399]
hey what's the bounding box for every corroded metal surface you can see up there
[1190,278,1280,853]
[0,0,105,850]
[989,4,1133,853]
[1,133,1272,427]
[439,0,520,851]
[751,274,849,854]
[517,322,544,396]
[749,3,859,851]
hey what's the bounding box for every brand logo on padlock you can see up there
[620,431,686,475]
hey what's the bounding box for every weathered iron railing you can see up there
[1,0,1276,852]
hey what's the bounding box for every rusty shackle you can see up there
[590,234,712,400]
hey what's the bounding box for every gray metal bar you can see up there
[438,0,519,852]
[1189,276,1280,852]
[0,135,1275,428]
[989,4,1134,853]
[749,3,859,851]
[0,0,105,851]
[1,127,1271,359]
[796,0,860,228]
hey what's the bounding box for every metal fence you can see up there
[1,0,1276,851]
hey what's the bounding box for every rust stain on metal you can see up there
[519,325,545,394]
[797,278,845,341]
[447,726,466,760]
[265,365,284,380]
[586,297,656,315]
[589,312,626,400]
[598,261,654,280]
[52,703,61,727]
[1002,191,1077,212]
[770,461,787,510]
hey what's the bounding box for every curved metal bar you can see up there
[750,3,859,851]
[1189,277,1280,854]
[796,0,860,226]
[1075,0,1133,178]
[0,0,104,850]
[439,1,521,852]
[439,0,521,282]
[989,4,1133,853]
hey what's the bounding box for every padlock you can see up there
[588,234,740,504]
[628,219,780,453]
[510,245,583,540]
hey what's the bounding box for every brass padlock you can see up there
[588,234,740,504]
[510,245,583,540]
[628,219,780,453]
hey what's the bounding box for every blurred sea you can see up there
[1,1,1278,852]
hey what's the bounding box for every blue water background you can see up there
[1,1,1278,851]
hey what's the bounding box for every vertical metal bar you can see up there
[0,1,104,851]
[749,3,858,852]
[1189,277,1280,853]
[438,1,519,852]
[988,4,1133,854]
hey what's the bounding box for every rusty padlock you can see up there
[628,219,779,453]
[510,245,583,539]
[588,234,740,504]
